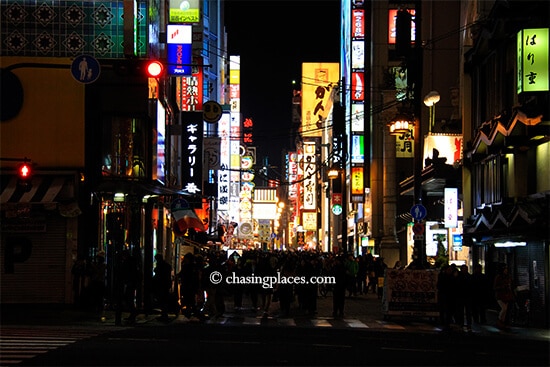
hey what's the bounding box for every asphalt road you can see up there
[1,292,549,366]
[4,322,549,366]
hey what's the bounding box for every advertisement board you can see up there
[382,269,439,319]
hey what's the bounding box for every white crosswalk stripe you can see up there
[199,315,371,329]
[0,327,109,366]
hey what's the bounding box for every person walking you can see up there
[493,264,514,330]
[121,250,140,323]
[345,254,359,297]
[89,251,107,320]
[331,255,347,319]
[356,255,368,295]
[456,264,473,332]
[178,252,199,318]
[153,253,173,321]
[471,263,489,325]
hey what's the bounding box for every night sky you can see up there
[224,0,341,171]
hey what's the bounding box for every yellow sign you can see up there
[301,63,340,137]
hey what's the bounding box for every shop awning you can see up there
[0,175,74,205]
[399,163,461,197]
[463,198,548,245]
[94,179,191,197]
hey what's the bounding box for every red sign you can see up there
[352,9,365,38]
[332,193,342,205]
[412,222,424,235]
[352,72,364,101]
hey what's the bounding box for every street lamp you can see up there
[327,167,340,180]
[423,90,440,133]
[388,112,414,135]
[389,110,426,268]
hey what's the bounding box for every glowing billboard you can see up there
[169,0,200,23]
[301,63,340,138]
[517,28,549,93]
[166,25,192,76]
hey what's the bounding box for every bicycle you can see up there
[511,286,530,326]
[319,283,333,298]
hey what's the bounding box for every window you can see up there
[102,117,149,178]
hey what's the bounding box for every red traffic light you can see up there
[18,162,32,178]
[146,60,164,78]
[17,161,33,191]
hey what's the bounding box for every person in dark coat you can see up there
[178,252,199,318]
[121,250,140,323]
[277,255,296,318]
[331,255,347,319]
[471,263,489,325]
[437,264,454,330]
[456,264,473,331]
[153,253,172,321]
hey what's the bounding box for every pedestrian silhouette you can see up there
[153,253,172,321]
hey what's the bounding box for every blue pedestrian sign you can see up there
[410,204,427,221]
[71,55,101,84]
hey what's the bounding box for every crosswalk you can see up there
[174,314,371,328]
[172,313,443,332]
[0,327,109,366]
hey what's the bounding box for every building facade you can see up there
[0,0,228,311]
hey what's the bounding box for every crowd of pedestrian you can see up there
[166,250,392,321]
[437,262,496,332]
[73,247,512,331]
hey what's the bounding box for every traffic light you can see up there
[113,59,165,78]
[17,161,33,191]
[145,60,164,78]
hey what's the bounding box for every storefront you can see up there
[0,173,79,303]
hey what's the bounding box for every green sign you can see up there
[517,28,549,93]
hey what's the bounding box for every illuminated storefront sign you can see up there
[301,63,340,137]
[351,166,364,201]
[352,40,365,70]
[166,25,192,76]
[181,112,203,194]
[517,28,549,93]
[217,113,231,211]
[352,9,365,38]
[351,104,364,133]
[395,129,414,158]
[169,0,200,23]
[388,8,416,44]
[303,212,317,231]
[351,71,364,101]
[351,135,364,163]
[422,133,463,165]
[302,142,317,210]
[176,57,203,111]
[444,188,458,228]
[155,101,166,184]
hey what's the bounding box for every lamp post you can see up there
[388,1,426,269]
[423,91,440,133]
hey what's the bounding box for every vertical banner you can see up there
[444,187,458,228]
[166,24,192,76]
[181,112,203,198]
[302,142,317,210]
[517,28,549,93]
[217,112,231,212]
[301,63,340,137]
